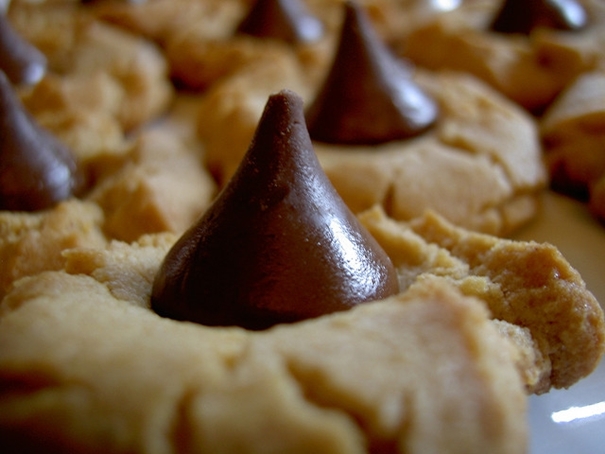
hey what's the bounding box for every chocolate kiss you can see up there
[0,14,47,86]
[0,71,82,211]
[237,0,324,44]
[305,1,438,145]
[151,90,399,330]
[490,0,588,34]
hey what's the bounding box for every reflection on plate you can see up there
[512,192,605,454]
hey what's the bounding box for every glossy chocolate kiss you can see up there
[305,1,438,145]
[151,90,399,330]
[490,0,588,34]
[0,14,47,86]
[237,0,324,44]
[0,71,82,211]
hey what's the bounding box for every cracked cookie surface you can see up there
[1,208,603,453]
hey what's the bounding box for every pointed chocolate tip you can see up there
[237,0,324,44]
[151,89,399,330]
[490,0,588,34]
[0,71,82,211]
[305,1,438,145]
[236,89,311,176]
[0,14,47,86]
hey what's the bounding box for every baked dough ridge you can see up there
[1,208,603,453]
[0,271,526,454]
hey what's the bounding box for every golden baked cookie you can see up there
[1,0,220,296]
[0,199,106,299]
[159,0,466,92]
[540,70,605,222]
[7,0,173,130]
[1,69,215,294]
[306,0,468,43]
[0,206,602,452]
[0,124,214,291]
[0,268,525,454]
[196,1,545,236]
[0,84,601,451]
[399,0,605,113]
[88,0,249,45]
[361,207,605,393]
[315,69,546,235]
[163,4,332,92]
[87,0,457,40]
[86,0,333,91]
[18,72,128,182]
[199,64,545,235]
[89,125,217,242]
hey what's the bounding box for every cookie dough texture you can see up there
[0,242,526,454]
[1,209,603,453]
[89,126,217,242]
[155,0,458,90]
[162,10,333,93]
[90,0,327,93]
[155,0,471,101]
[1,2,215,298]
[19,72,127,182]
[7,1,173,131]
[89,0,249,45]
[199,64,546,235]
[0,200,106,299]
[7,0,180,214]
[400,0,605,112]
[0,118,216,295]
[360,208,605,393]
[316,70,545,236]
[540,70,605,222]
[88,0,333,92]
[88,0,467,48]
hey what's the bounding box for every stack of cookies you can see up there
[0,1,604,453]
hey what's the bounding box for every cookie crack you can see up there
[168,388,198,454]
[382,182,397,219]
[283,358,407,454]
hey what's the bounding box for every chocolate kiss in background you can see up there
[305,1,439,145]
[0,14,46,86]
[0,70,82,211]
[237,0,324,44]
[151,90,399,330]
[490,0,588,34]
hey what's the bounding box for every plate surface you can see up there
[512,192,605,454]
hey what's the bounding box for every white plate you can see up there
[512,192,605,454]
